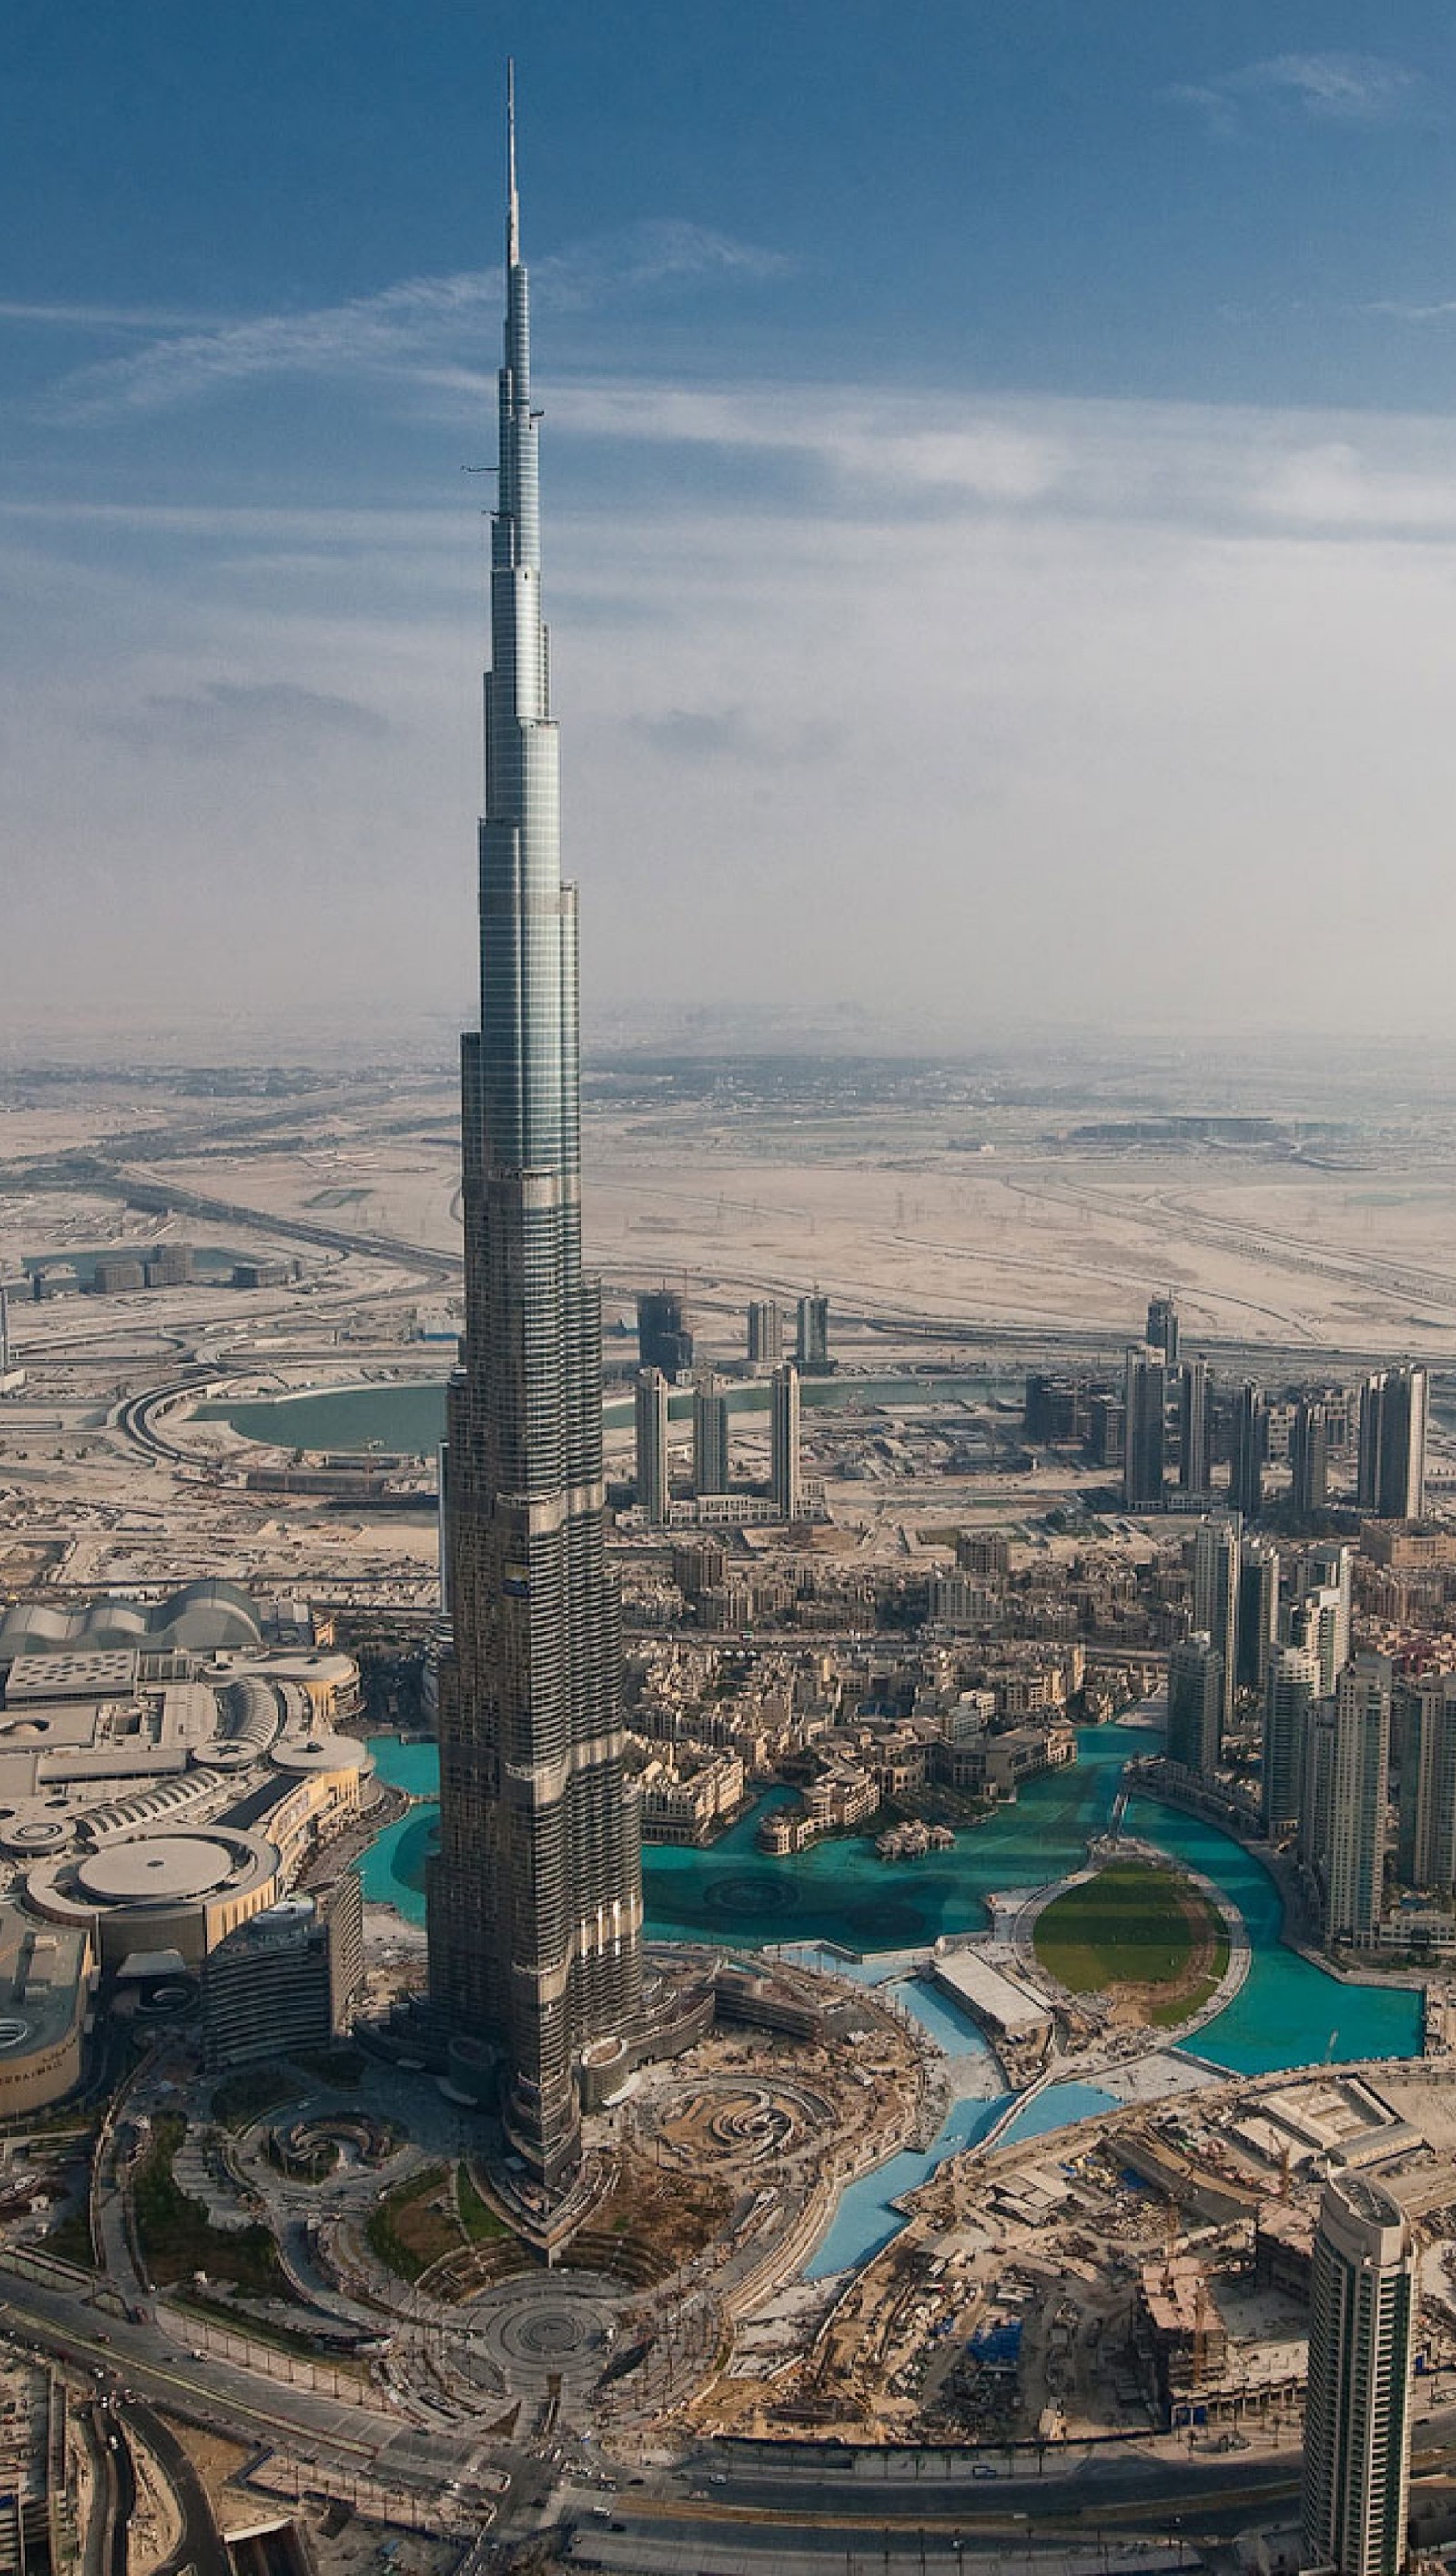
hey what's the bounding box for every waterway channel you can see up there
[357,1726,1424,2274]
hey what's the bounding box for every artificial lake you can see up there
[358,1724,1423,2273]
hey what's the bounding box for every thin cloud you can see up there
[0,297,225,331]
[552,379,1070,512]
[552,379,1456,540]
[0,498,453,545]
[16,377,1456,548]
[13,379,1456,1038]
[1173,52,1423,132]
[536,220,790,310]
[1365,297,1456,326]
[36,224,790,419]
[48,270,490,415]
[137,679,390,749]
[630,707,841,765]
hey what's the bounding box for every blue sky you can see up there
[7,1,1456,1046]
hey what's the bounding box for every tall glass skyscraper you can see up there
[427,82,642,2191]
[1302,2171,1413,2576]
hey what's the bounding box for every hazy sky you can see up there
[7,0,1456,1047]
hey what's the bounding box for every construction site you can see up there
[685,2058,1456,2453]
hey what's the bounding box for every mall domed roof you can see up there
[0,1581,263,1661]
[77,1834,239,1905]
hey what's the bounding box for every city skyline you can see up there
[12,6,1456,1039]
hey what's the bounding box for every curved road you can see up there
[125,2398,230,2576]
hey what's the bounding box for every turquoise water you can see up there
[886,1978,996,2058]
[359,1728,1422,2074]
[642,1730,1140,1954]
[367,1739,442,1799]
[358,1738,444,1914]
[359,1726,1423,2277]
[1001,2079,1119,2144]
[802,2081,1124,2279]
[1127,1793,1424,2076]
[806,2098,1007,2278]
[216,1383,451,1458]
[207,1370,1016,1459]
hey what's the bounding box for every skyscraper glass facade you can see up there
[426,94,642,2189]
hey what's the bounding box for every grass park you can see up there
[1033,1859,1229,2028]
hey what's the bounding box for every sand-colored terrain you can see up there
[9,1059,1456,1375]
[96,1106,1456,1363]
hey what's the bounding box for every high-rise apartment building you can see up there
[956,1530,1011,1581]
[746,1300,782,1368]
[1288,1541,1351,1698]
[795,1293,830,1373]
[1122,1344,1167,1509]
[634,1367,669,1525]
[1179,1356,1212,1496]
[427,96,642,2190]
[1358,1367,1428,1522]
[1146,1293,1179,1367]
[1237,1535,1279,1697]
[1307,1539,1353,1603]
[1167,1632,1223,1779]
[1301,2171,1414,2576]
[637,1288,693,1381]
[771,1361,802,1520]
[1289,1589,1349,1700]
[1397,1672,1456,1895]
[1301,1655,1391,1947]
[0,1280,25,1392]
[1263,1642,1320,1838]
[144,1243,195,1288]
[204,1874,365,2073]
[1192,1514,1241,1732]
[692,1372,730,1497]
[1088,1392,1124,1470]
[1291,1396,1331,1520]
[1228,1379,1266,1520]
[1025,1372,1092,1445]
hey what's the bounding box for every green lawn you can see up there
[133,2116,290,2298]
[1148,1934,1230,2027]
[1033,1860,1218,2000]
[457,2164,509,2242]
[365,2163,454,2282]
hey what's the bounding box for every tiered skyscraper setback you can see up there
[427,86,642,2191]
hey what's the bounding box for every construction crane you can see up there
[1192,2277,1213,2393]
[1162,2195,1179,2292]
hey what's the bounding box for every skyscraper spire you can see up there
[426,73,643,2193]
[506,57,520,272]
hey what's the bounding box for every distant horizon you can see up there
[7,1005,1456,1091]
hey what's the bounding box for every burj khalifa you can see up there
[427,76,643,2191]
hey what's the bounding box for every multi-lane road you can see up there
[17,2232,1456,2569]
[0,2258,530,2534]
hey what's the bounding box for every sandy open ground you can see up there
[116,1106,1456,1363]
